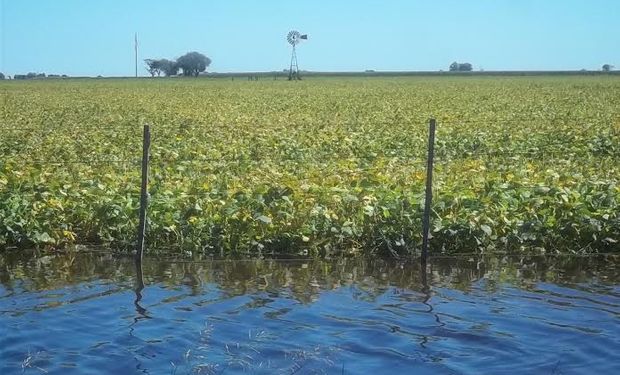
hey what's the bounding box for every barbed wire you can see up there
[434,127,616,151]
[2,149,616,168]
[438,115,619,125]
[0,124,145,133]
[0,115,617,171]
[0,119,620,146]
[149,154,430,165]
[434,149,619,160]
[0,113,617,133]
[1,158,141,166]
[431,181,620,190]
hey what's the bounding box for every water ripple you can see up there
[1,254,619,374]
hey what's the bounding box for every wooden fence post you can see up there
[421,119,436,266]
[136,124,150,265]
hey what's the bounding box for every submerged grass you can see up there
[0,76,619,255]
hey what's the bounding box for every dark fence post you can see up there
[421,118,436,266]
[136,124,151,265]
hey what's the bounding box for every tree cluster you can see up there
[449,62,473,72]
[9,72,68,80]
[144,59,178,77]
[602,64,615,72]
[14,72,49,80]
[0,72,4,80]
[145,52,211,77]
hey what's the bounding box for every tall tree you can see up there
[145,59,163,77]
[0,72,5,80]
[176,52,212,77]
[602,64,614,72]
[449,62,473,72]
[145,58,179,77]
[160,59,179,77]
[459,63,473,72]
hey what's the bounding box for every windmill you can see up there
[287,30,308,81]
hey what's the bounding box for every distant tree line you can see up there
[445,62,616,73]
[145,52,212,77]
[6,72,68,80]
[15,72,47,79]
[449,62,473,72]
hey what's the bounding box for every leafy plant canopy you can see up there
[0,77,618,255]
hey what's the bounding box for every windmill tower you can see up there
[287,30,308,81]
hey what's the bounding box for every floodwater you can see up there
[1,252,619,374]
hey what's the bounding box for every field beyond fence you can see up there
[0,76,619,255]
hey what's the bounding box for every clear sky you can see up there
[1,0,619,76]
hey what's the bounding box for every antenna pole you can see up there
[135,33,138,78]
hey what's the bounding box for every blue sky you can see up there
[1,0,619,76]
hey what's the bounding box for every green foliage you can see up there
[449,62,473,72]
[176,52,211,77]
[144,59,163,77]
[0,77,618,255]
[602,64,614,72]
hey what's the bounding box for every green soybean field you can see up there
[0,76,618,255]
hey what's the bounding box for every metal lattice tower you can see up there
[287,31,307,81]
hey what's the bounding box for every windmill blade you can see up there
[287,30,301,45]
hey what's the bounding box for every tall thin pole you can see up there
[136,125,150,265]
[134,33,138,78]
[421,118,436,266]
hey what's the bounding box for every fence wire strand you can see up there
[0,113,617,133]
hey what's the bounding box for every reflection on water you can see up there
[1,252,619,374]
